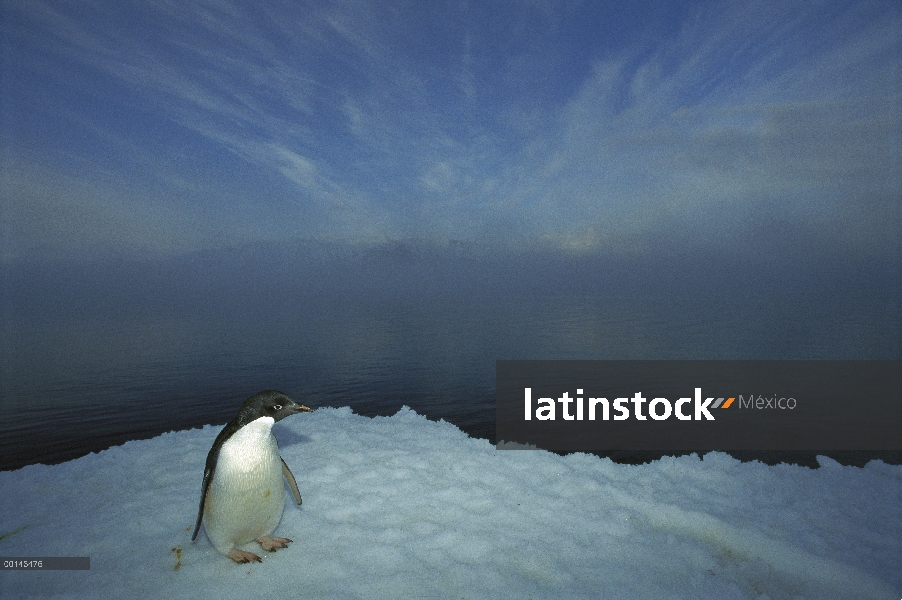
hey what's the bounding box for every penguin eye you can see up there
[273,404,282,411]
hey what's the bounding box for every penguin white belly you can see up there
[203,417,286,554]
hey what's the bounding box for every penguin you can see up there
[192,390,313,563]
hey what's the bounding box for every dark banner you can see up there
[496,361,901,452]
[1,557,90,570]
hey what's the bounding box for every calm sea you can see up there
[2,246,899,470]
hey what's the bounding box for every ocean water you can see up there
[1,246,899,471]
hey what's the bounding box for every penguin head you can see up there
[237,390,313,425]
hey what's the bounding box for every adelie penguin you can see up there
[192,390,313,563]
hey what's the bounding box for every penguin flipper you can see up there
[281,458,302,505]
[193,421,235,542]
[192,464,215,541]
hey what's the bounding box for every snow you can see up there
[1,406,899,599]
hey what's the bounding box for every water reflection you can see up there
[1,251,898,470]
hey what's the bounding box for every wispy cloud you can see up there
[504,0,901,254]
[1,0,898,257]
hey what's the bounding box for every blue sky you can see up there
[1,0,899,261]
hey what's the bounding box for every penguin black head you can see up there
[235,390,313,426]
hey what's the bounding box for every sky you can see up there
[1,0,899,263]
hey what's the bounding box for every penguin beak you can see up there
[292,403,314,413]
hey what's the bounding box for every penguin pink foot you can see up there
[258,536,292,552]
[228,549,262,563]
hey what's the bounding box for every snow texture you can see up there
[1,407,899,599]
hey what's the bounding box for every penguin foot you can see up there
[228,548,262,563]
[257,536,292,552]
